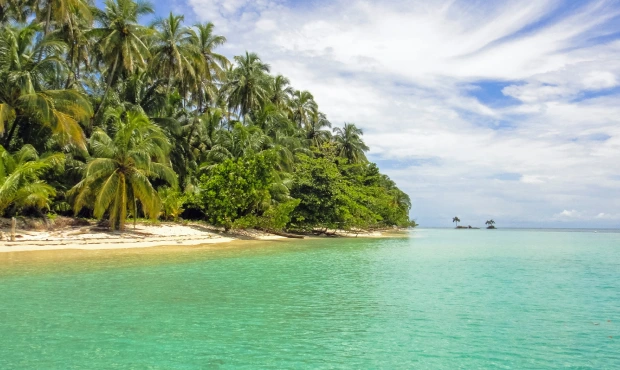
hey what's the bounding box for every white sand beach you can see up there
[0,222,286,253]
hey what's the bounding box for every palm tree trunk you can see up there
[4,119,19,149]
[65,44,76,88]
[133,198,137,230]
[43,1,52,35]
[95,53,119,117]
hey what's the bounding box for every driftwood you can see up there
[260,229,305,239]
[271,230,305,239]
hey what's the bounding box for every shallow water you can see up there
[1,229,619,369]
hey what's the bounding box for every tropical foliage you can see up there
[0,145,64,215]
[0,0,414,232]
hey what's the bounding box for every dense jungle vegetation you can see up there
[0,0,414,231]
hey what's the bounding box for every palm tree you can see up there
[0,0,33,24]
[0,144,64,215]
[54,8,93,88]
[190,22,228,112]
[289,90,317,129]
[150,12,197,93]
[248,102,290,137]
[269,75,293,109]
[452,216,460,227]
[204,122,269,165]
[306,110,331,148]
[158,186,185,221]
[332,123,369,163]
[485,219,495,228]
[223,52,271,120]
[90,0,154,116]
[71,110,177,230]
[0,24,92,150]
[37,0,93,36]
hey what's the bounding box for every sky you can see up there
[137,0,620,228]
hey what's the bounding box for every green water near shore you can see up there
[1,229,619,369]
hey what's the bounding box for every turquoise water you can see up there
[1,229,619,369]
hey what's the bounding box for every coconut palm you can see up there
[0,24,92,150]
[90,0,154,116]
[37,0,93,36]
[0,0,33,24]
[0,144,64,215]
[485,219,495,228]
[452,216,460,227]
[54,8,93,88]
[204,122,269,165]
[332,123,369,163]
[158,186,185,221]
[289,90,317,129]
[190,22,228,112]
[71,110,177,230]
[269,75,294,109]
[150,12,197,93]
[223,52,271,120]
[306,110,331,148]
[247,102,291,137]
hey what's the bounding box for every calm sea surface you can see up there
[0,229,619,369]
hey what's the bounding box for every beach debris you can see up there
[10,217,16,242]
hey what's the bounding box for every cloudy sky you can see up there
[140,0,620,228]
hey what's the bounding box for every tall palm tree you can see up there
[71,110,177,230]
[190,22,228,112]
[453,217,460,227]
[0,144,64,215]
[332,123,369,163]
[37,0,93,36]
[150,12,196,93]
[485,219,495,228]
[90,0,153,116]
[247,102,290,136]
[269,75,293,109]
[0,24,92,150]
[289,90,317,129]
[53,5,94,88]
[223,52,270,120]
[306,110,331,148]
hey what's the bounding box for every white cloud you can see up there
[596,212,620,220]
[554,209,583,219]
[183,0,620,226]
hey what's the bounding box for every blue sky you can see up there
[122,0,620,228]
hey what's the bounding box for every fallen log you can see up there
[265,229,305,239]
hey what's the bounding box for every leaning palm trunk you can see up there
[95,54,119,117]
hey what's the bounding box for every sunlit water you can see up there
[1,229,619,369]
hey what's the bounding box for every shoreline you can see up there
[0,222,406,254]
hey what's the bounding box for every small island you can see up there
[452,217,497,229]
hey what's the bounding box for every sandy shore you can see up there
[0,220,406,254]
[0,223,287,253]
